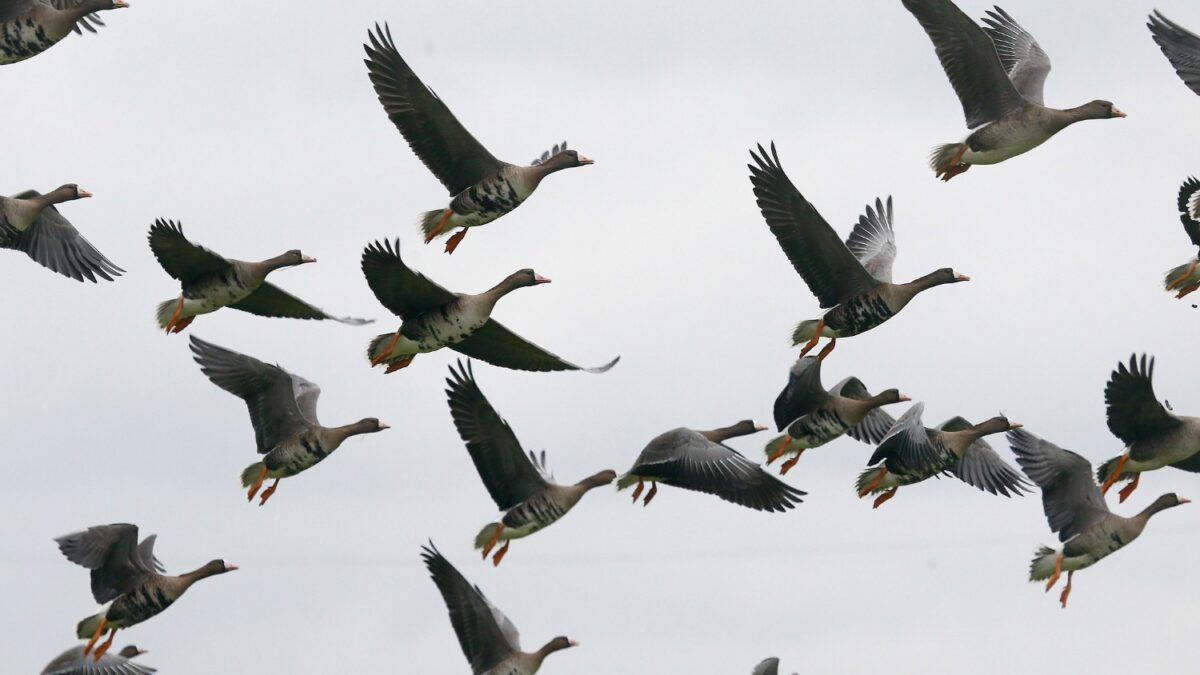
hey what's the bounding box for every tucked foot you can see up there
[815,338,837,361]
[858,468,888,498]
[1168,260,1199,289]
[872,488,897,509]
[798,320,824,358]
[780,450,805,476]
[384,355,416,374]
[444,228,468,254]
[1044,552,1064,592]
[247,465,268,502]
[425,209,453,243]
[370,332,404,366]
[492,541,510,566]
[766,438,792,465]
[1058,570,1074,608]
[935,144,969,181]
[642,481,658,507]
[164,297,185,333]
[83,616,108,655]
[258,479,279,506]
[1117,473,1141,504]
[630,478,644,503]
[482,523,505,559]
[1177,282,1200,299]
[937,163,971,181]
[1100,453,1129,496]
[93,628,117,661]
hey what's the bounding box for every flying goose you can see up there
[617,420,806,511]
[1163,178,1200,298]
[189,336,389,505]
[748,144,968,358]
[1010,427,1190,607]
[54,524,235,661]
[0,0,127,65]
[856,403,1028,508]
[903,0,1124,180]
[362,239,618,374]
[765,353,908,475]
[363,24,592,254]
[445,361,615,566]
[422,542,578,674]
[41,645,153,675]
[1148,10,1200,96]
[149,219,369,333]
[1097,355,1200,502]
[0,184,122,282]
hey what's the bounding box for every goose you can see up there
[1009,427,1190,608]
[748,144,968,358]
[0,0,127,65]
[764,353,908,475]
[363,24,592,254]
[149,219,369,333]
[855,403,1027,508]
[616,420,805,511]
[752,658,796,675]
[903,0,1125,180]
[54,524,235,661]
[362,238,618,374]
[445,361,615,566]
[1148,10,1200,96]
[189,336,389,506]
[1096,354,1200,503]
[41,645,153,675]
[1163,177,1200,298]
[422,542,578,674]
[0,184,122,282]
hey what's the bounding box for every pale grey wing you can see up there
[627,429,806,512]
[902,0,1027,127]
[1149,11,1200,96]
[751,658,780,675]
[54,524,155,604]
[0,0,35,23]
[451,320,619,374]
[135,535,165,574]
[832,377,897,444]
[49,0,108,34]
[5,192,123,283]
[867,402,941,473]
[230,282,372,325]
[291,375,322,426]
[40,646,156,675]
[772,355,829,431]
[1007,428,1110,542]
[949,436,1030,497]
[188,336,314,452]
[421,543,517,674]
[844,197,896,283]
[980,6,1052,104]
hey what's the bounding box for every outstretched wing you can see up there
[1008,428,1110,542]
[844,197,897,283]
[421,543,518,673]
[451,320,619,374]
[772,355,828,431]
[147,219,229,285]
[230,282,372,325]
[1105,354,1181,449]
[1,191,123,282]
[361,238,457,320]
[1149,11,1200,96]
[949,435,1030,497]
[980,6,1052,104]
[54,524,159,604]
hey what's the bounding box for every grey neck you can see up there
[479,274,529,306]
[901,270,953,295]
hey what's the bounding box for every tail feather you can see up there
[928,143,964,171]
[474,523,501,550]
[1095,456,1136,484]
[615,473,640,491]
[241,462,265,488]
[76,612,104,640]
[155,299,177,329]
[366,333,395,363]
[791,320,833,346]
[419,209,450,240]
[854,466,896,496]
[1028,545,1059,581]
[763,434,797,461]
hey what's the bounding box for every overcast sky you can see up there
[4,1,1199,673]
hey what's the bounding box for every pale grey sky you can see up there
[4,1,1199,673]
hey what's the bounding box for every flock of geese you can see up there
[8,0,1200,673]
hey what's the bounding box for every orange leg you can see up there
[247,465,268,502]
[630,478,644,503]
[492,540,511,566]
[93,627,117,661]
[170,316,195,333]
[482,523,505,559]
[1117,472,1141,504]
[766,437,792,465]
[384,355,416,374]
[780,449,805,475]
[642,481,658,507]
[258,479,280,506]
[1100,453,1129,496]
[164,297,185,333]
[815,338,837,361]
[425,209,453,243]
[444,228,468,254]
[936,144,970,181]
[370,332,404,366]
[872,488,898,509]
[1167,261,1198,289]
[83,616,108,655]
[1058,570,1074,608]
[858,468,888,498]
[798,320,824,357]
[1044,552,1064,592]
[1177,282,1200,299]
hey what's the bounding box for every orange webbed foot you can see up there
[384,355,415,374]
[872,488,897,509]
[1044,552,1064,593]
[1100,454,1129,496]
[642,481,658,507]
[766,438,792,465]
[83,616,107,655]
[492,541,510,566]
[815,338,837,361]
[1117,473,1140,504]
[858,468,888,498]
[481,523,504,559]
[1058,571,1074,608]
[630,478,644,503]
[780,450,804,475]
[370,332,404,366]
[246,465,268,502]
[444,228,468,254]
[1177,282,1200,299]
[93,628,117,661]
[798,320,824,358]
[425,209,453,243]
[258,479,279,506]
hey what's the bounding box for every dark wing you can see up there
[0,0,34,22]
[49,0,108,34]
[627,428,806,512]
[1104,354,1181,447]
[747,143,877,308]
[831,377,896,444]
[867,402,942,473]
[772,355,829,431]
[980,6,1052,104]
[1169,453,1200,473]
[1177,177,1200,249]
[751,658,781,675]
[1149,11,1200,96]
[1,192,122,282]
[189,336,316,452]
[444,361,551,510]
[229,282,372,325]
[902,0,1028,127]
[40,645,157,675]
[949,435,1030,497]
[363,24,505,195]
[147,219,230,285]
[361,239,457,320]
[1008,428,1110,542]
[54,524,158,604]
[451,320,619,374]
[421,543,518,674]
[844,197,897,283]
